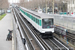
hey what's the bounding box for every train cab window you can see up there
[42,18,54,28]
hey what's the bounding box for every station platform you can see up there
[0,13,12,50]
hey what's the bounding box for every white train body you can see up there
[19,7,54,38]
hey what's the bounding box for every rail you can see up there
[15,8,46,50]
[14,7,73,50]
[13,8,25,50]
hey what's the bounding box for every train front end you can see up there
[41,18,54,38]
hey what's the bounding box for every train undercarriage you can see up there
[40,32,53,38]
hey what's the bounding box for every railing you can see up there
[49,14,75,29]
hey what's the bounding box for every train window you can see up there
[32,16,34,20]
[32,16,33,20]
[35,18,36,22]
[23,11,24,14]
[27,13,28,16]
[26,13,27,16]
[29,14,30,18]
[22,11,23,13]
[34,17,35,21]
[28,14,30,17]
[25,12,26,15]
[34,18,35,21]
[36,19,39,24]
[38,20,39,25]
[26,12,27,15]
[31,16,32,19]
[37,19,38,24]
[27,13,29,17]
[30,15,32,19]
[25,12,27,16]
[36,19,37,23]
[42,18,54,28]
[39,20,41,26]
[23,11,24,13]
[24,12,25,13]
[24,12,25,14]
[26,13,28,16]
[32,16,34,21]
[33,17,35,21]
[33,17,34,21]
[28,13,30,17]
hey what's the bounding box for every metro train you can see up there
[19,7,54,38]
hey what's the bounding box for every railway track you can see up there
[67,33,75,40]
[14,8,50,50]
[19,11,51,50]
[14,7,73,50]
[20,13,66,50]
[14,8,35,50]
[49,38,68,50]
[19,10,70,50]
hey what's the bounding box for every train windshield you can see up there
[42,18,54,28]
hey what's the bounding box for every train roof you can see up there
[20,7,54,19]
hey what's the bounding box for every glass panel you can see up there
[40,20,41,26]
[38,20,39,25]
[42,18,54,28]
